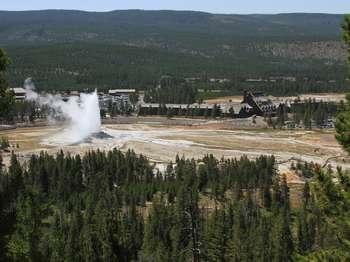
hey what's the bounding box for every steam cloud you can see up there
[24,78,101,145]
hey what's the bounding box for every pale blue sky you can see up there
[1,0,350,14]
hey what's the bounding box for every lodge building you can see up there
[10,87,26,101]
[138,91,276,118]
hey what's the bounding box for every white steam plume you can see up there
[24,78,101,145]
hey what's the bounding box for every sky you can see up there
[1,0,350,14]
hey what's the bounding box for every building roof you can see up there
[109,89,136,94]
[70,91,80,96]
[10,87,26,94]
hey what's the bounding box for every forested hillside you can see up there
[0,11,343,44]
[0,10,348,92]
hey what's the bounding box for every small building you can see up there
[108,89,136,104]
[245,78,267,83]
[62,90,80,101]
[209,78,230,83]
[221,103,253,118]
[69,91,80,96]
[108,89,136,96]
[10,87,26,101]
[98,94,112,111]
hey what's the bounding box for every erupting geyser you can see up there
[24,78,102,145]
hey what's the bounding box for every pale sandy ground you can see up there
[1,123,349,174]
[205,96,242,104]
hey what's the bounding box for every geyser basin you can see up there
[91,131,114,139]
[3,123,350,174]
[42,129,114,146]
[70,131,114,145]
[41,126,197,148]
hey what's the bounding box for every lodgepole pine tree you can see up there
[142,194,173,261]
[0,48,14,122]
[336,15,350,153]
[203,209,231,261]
[6,188,44,261]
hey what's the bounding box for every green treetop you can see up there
[336,15,350,153]
[0,48,14,122]
[343,16,350,70]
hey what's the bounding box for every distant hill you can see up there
[0,10,344,43]
[0,10,348,92]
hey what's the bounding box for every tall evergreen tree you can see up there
[336,16,350,152]
[203,209,231,261]
[6,188,44,261]
[0,48,14,122]
[142,194,173,261]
